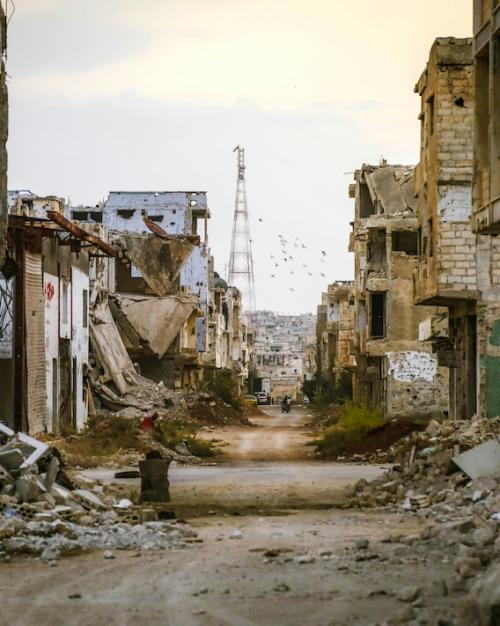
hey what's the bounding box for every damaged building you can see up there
[0,192,115,434]
[316,281,355,390]
[470,2,500,418]
[415,36,500,420]
[72,191,253,394]
[349,163,448,419]
[0,4,6,269]
[414,38,481,420]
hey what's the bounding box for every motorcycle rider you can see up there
[281,395,291,413]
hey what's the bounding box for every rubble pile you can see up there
[94,387,252,428]
[345,416,500,509]
[339,415,498,465]
[0,423,198,561]
[339,416,500,624]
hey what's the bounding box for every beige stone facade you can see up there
[316,281,355,389]
[415,36,500,419]
[349,164,448,419]
[472,0,500,233]
[414,38,479,420]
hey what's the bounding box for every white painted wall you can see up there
[43,271,59,433]
[387,351,438,383]
[71,260,89,430]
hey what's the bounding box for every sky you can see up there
[6,0,472,313]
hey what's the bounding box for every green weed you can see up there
[311,403,386,458]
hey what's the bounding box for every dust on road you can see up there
[83,405,387,516]
[201,405,315,461]
[2,405,449,626]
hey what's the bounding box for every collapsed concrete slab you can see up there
[112,232,197,297]
[110,293,201,359]
[90,302,139,395]
[453,439,500,480]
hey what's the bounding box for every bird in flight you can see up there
[271,274,276,278]
[258,218,263,222]
[321,250,327,256]
[320,272,325,277]
[302,244,306,249]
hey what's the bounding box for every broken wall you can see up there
[351,165,449,418]
[0,5,6,269]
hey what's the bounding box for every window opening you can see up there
[392,231,418,255]
[370,292,385,339]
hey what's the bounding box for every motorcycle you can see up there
[281,401,291,413]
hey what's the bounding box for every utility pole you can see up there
[227,145,256,312]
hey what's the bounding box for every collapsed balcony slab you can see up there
[110,293,201,359]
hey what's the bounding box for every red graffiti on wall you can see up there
[44,282,55,301]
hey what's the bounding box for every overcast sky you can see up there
[6,0,471,313]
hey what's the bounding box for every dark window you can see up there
[392,231,418,255]
[83,290,88,328]
[117,209,135,219]
[148,215,164,223]
[71,211,88,221]
[370,292,385,339]
[90,212,103,223]
[428,96,435,136]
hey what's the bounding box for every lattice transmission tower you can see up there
[227,145,256,312]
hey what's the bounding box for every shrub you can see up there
[312,403,386,458]
[312,371,353,412]
[205,369,242,410]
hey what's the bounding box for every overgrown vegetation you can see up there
[154,420,218,458]
[204,369,242,411]
[311,403,386,458]
[309,371,353,411]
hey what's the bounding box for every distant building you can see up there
[316,281,355,390]
[248,310,316,400]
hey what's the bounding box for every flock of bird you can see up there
[255,217,328,292]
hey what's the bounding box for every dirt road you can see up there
[203,405,314,461]
[84,405,385,516]
[0,406,461,625]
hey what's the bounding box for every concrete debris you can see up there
[453,439,500,479]
[339,414,500,621]
[0,428,197,560]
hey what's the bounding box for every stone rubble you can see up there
[340,416,500,625]
[0,424,198,561]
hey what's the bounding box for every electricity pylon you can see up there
[227,145,256,312]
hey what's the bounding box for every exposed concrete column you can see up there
[0,5,7,268]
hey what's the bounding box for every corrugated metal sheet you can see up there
[25,252,47,434]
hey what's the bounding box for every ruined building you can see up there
[349,163,448,418]
[316,281,355,390]
[470,2,500,417]
[71,191,252,394]
[472,0,500,234]
[0,192,115,434]
[414,38,481,420]
[0,4,7,268]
